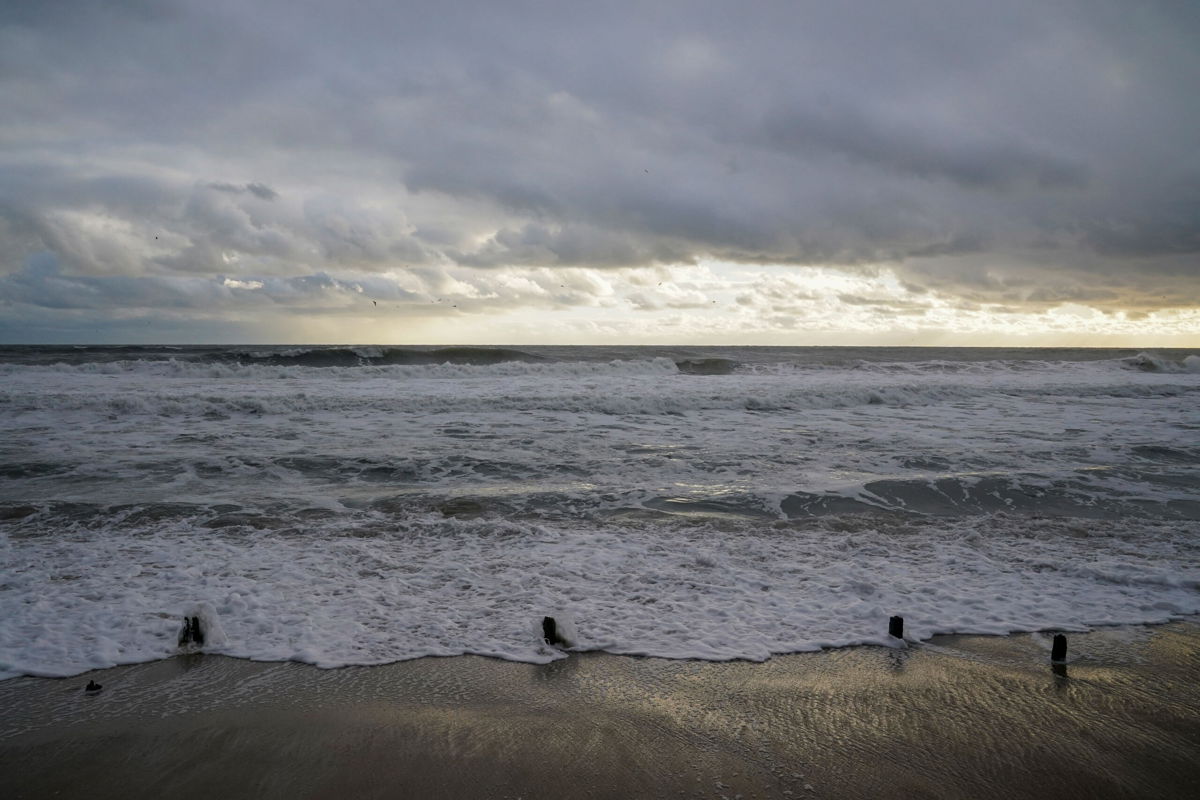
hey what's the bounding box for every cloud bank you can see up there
[1,0,1197,343]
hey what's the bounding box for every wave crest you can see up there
[220,345,546,367]
[1121,351,1200,373]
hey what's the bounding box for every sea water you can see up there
[1,345,1197,678]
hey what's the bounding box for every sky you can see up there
[1,0,1197,346]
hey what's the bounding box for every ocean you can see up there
[1,345,1197,678]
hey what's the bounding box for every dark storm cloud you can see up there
[206,182,279,201]
[759,103,1089,191]
[1,0,1198,335]
[0,251,427,313]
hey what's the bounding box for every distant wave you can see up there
[0,356,681,384]
[743,352,1200,376]
[1121,351,1200,373]
[674,357,739,375]
[2,345,1197,375]
[4,373,1197,420]
[217,345,546,367]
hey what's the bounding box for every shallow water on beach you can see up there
[1,345,1198,677]
[2,622,1198,800]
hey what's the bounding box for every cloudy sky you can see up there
[1,0,1197,345]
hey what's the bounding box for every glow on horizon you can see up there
[4,254,1197,346]
[215,261,1200,348]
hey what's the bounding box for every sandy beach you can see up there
[2,619,1197,799]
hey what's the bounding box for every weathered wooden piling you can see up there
[179,615,205,647]
[1051,633,1067,662]
[542,616,559,646]
[889,615,904,639]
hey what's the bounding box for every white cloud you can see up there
[222,277,263,290]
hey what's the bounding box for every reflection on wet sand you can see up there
[1,621,1197,799]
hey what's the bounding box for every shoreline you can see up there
[3,619,1198,799]
[2,611,1195,681]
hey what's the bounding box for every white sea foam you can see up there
[1,514,1197,677]
[2,359,1196,420]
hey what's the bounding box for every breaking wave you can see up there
[2,369,1196,418]
[1121,351,1200,373]
[218,345,546,367]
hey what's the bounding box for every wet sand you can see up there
[2,620,1198,799]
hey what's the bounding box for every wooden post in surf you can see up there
[1051,634,1067,662]
[888,615,904,639]
[178,615,205,647]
